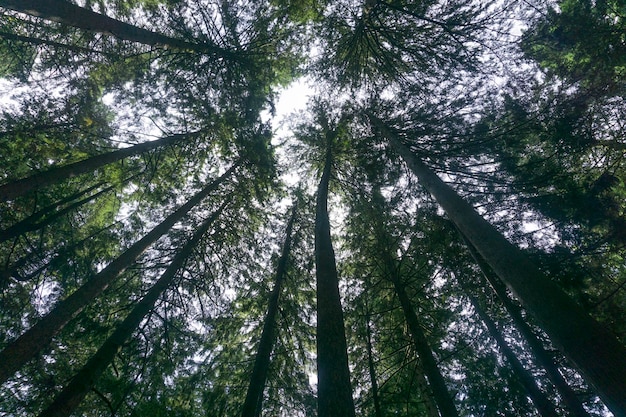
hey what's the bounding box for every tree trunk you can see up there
[461,233,590,417]
[467,292,559,417]
[241,201,298,417]
[38,202,227,417]
[315,139,356,417]
[0,180,122,243]
[0,30,115,56]
[391,277,459,417]
[364,311,382,417]
[0,220,121,284]
[372,116,626,416]
[0,0,231,57]
[0,130,200,202]
[0,163,238,384]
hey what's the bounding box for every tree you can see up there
[0,163,238,384]
[38,201,226,417]
[314,117,356,417]
[370,115,626,415]
[241,200,298,417]
[0,130,203,202]
[459,233,591,417]
[0,0,237,59]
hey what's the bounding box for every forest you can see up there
[0,0,625,416]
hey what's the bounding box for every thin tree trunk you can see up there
[0,30,116,56]
[0,163,238,384]
[1,180,105,238]
[0,220,122,284]
[315,139,356,417]
[467,293,560,417]
[365,299,383,417]
[38,202,227,417]
[371,116,626,415]
[364,311,383,417]
[461,233,591,417]
[241,201,298,417]
[0,181,121,243]
[0,130,200,202]
[0,0,232,58]
[391,277,459,417]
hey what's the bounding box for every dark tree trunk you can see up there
[38,203,226,417]
[467,293,560,417]
[241,201,298,417]
[315,139,356,417]
[372,116,626,415]
[0,163,238,384]
[0,0,231,57]
[0,130,199,202]
[391,277,459,417]
[461,234,591,417]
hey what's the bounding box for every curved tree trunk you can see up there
[371,116,626,416]
[0,0,231,57]
[467,292,560,417]
[461,234,591,417]
[38,202,227,417]
[0,130,200,202]
[241,201,298,417]
[315,138,356,417]
[0,163,238,384]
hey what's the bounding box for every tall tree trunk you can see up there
[413,360,442,417]
[0,163,238,384]
[0,130,200,202]
[461,233,590,417]
[466,292,560,417]
[241,201,298,417]
[0,0,232,58]
[371,116,626,415]
[391,277,459,417]
[315,139,356,417]
[38,202,227,417]
[364,311,382,417]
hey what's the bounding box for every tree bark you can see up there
[371,116,626,416]
[461,234,591,417]
[391,277,459,417]
[0,130,200,202]
[241,201,298,417]
[38,202,227,417]
[467,292,560,417]
[315,138,356,417]
[0,163,238,384]
[0,0,231,57]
